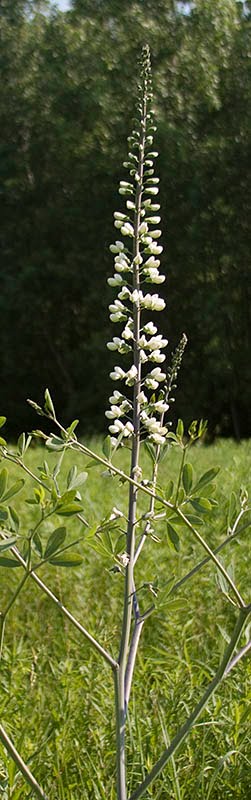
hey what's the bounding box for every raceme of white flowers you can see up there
[106,46,169,448]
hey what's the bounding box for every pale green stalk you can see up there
[129,604,251,800]
[0,724,49,800]
[115,72,147,800]
[0,533,118,670]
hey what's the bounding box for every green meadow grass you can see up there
[0,438,251,799]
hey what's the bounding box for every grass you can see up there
[0,437,251,799]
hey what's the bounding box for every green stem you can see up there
[0,724,49,800]
[0,535,118,671]
[174,447,186,506]
[129,606,250,800]
[170,506,249,597]
[174,506,245,608]
[0,569,30,660]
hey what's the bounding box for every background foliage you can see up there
[1,0,250,438]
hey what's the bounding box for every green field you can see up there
[0,438,251,799]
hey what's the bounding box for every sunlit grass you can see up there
[0,438,251,798]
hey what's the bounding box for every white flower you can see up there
[151,275,165,284]
[149,433,166,445]
[131,289,143,304]
[126,200,135,210]
[119,552,130,567]
[144,268,160,280]
[110,312,127,323]
[154,401,169,414]
[145,216,161,224]
[109,241,125,253]
[140,350,148,363]
[149,351,166,363]
[141,294,166,312]
[118,286,131,301]
[150,367,166,381]
[120,181,133,189]
[122,324,134,340]
[143,321,157,335]
[138,222,148,235]
[114,220,123,229]
[114,212,128,220]
[123,421,134,436]
[109,507,124,520]
[141,236,153,246]
[115,262,129,273]
[120,399,132,413]
[110,366,125,381]
[109,419,125,434]
[146,187,159,195]
[125,365,138,385]
[134,254,143,266]
[121,223,134,237]
[146,243,163,255]
[138,391,148,405]
[105,405,123,419]
[109,391,124,404]
[143,417,167,435]
[138,334,147,348]
[144,378,159,390]
[107,275,124,287]
[146,335,168,351]
[144,256,160,268]
[151,230,162,239]
[109,300,125,313]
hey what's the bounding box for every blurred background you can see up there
[1,0,250,439]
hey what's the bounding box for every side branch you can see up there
[0,725,49,800]
[1,537,118,671]
[129,606,251,800]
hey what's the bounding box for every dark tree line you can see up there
[0,0,250,438]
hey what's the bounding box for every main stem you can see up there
[115,85,147,800]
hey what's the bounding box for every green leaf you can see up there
[17,433,26,455]
[48,553,83,567]
[0,468,8,500]
[167,522,180,552]
[0,507,8,521]
[144,440,157,464]
[67,465,77,488]
[58,489,78,505]
[228,491,237,528]
[165,479,174,502]
[185,514,204,526]
[66,419,79,437]
[182,463,194,494]
[67,471,88,491]
[176,419,184,439]
[44,388,55,417]
[34,486,45,505]
[2,479,25,502]
[9,506,20,533]
[0,416,7,429]
[0,437,7,446]
[0,557,21,568]
[190,497,212,514]
[57,502,83,517]
[102,435,112,460]
[193,467,220,493]
[33,531,43,557]
[0,537,17,552]
[44,527,67,558]
[46,436,65,451]
[27,399,44,416]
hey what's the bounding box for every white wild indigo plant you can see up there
[0,46,251,800]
